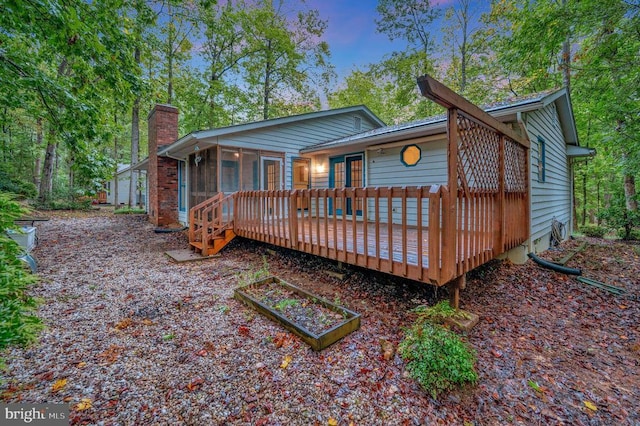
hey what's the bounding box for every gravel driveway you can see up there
[1,211,638,425]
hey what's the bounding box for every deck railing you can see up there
[232,179,527,286]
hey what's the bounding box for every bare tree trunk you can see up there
[457,0,470,93]
[623,174,637,211]
[34,118,43,191]
[167,2,174,104]
[263,40,272,120]
[68,154,74,198]
[39,130,56,203]
[581,168,587,226]
[561,0,571,93]
[129,47,141,208]
[113,112,119,209]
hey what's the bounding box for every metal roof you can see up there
[301,88,579,154]
[156,105,385,159]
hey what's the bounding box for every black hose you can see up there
[154,226,188,233]
[527,252,582,276]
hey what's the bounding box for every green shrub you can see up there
[0,169,37,199]
[114,207,146,215]
[598,192,640,240]
[398,301,478,398]
[580,225,606,238]
[37,198,93,211]
[0,193,44,357]
[617,228,640,241]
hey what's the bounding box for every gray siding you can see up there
[367,139,447,225]
[525,103,571,247]
[215,112,378,189]
[367,139,447,187]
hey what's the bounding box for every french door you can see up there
[261,157,283,190]
[329,153,363,215]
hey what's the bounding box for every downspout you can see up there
[517,111,533,254]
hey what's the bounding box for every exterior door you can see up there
[329,153,363,215]
[261,157,283,190]
[293,158,310,209]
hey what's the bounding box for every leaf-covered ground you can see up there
[1,210,638,425]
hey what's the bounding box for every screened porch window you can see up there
[221,149,240,192]
[241,150,259,190]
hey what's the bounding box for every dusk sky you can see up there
[304,0,473,80]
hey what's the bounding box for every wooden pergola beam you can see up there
[417,75,530,149]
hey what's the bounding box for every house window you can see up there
[537,136,546,182]
[354,116,362,131]
[401,144,421,167]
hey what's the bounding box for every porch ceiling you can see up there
[158,135,217,160]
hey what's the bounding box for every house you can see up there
[104,164,147,207]
[135,104,384,225]
[299,83,594,261]
[135,76,593,304]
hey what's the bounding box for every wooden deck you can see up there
[188,75,531,300]
[238,209,495,280]
[231,186,523,286]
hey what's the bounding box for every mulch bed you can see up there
[1,210,638,425]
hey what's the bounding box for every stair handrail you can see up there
[189,193,235,254]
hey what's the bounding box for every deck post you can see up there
[448,274,466,310]
[444,108,459,281]
[495,135,506,254]
[290,191,298,249]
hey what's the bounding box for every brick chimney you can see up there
[148,104,179,226]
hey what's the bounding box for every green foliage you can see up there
[0,192,43,354]
[237,256,270,286]
[598,192,640,240]
[412,300,470,324]
[0,168,37,199]
[35,186,93,211]
[398,320,478,398]
[617,228,640,241]
[579,225,607,238]
[114,207,146,215]
[274,299,299,311]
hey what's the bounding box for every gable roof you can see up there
[157,105,384,159]
[300,88,579,154]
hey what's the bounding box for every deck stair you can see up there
[188,193,236,256]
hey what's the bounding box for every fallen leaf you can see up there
[380,339,395,361]
[51,379,67,393]
[187,377,204,391]
[274,333,294,348]
[584,400,597,411]
[280,355,292,369]
[328,418,338,426]
[142,319,153,326]
[77,362,87,369]
[238,326,250,336]
[75,398,92,411]
[115,318,133,330]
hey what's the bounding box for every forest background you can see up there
[1,0,638,235]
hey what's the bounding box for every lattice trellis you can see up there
[456,113,500,193]
[504,138,527,192]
